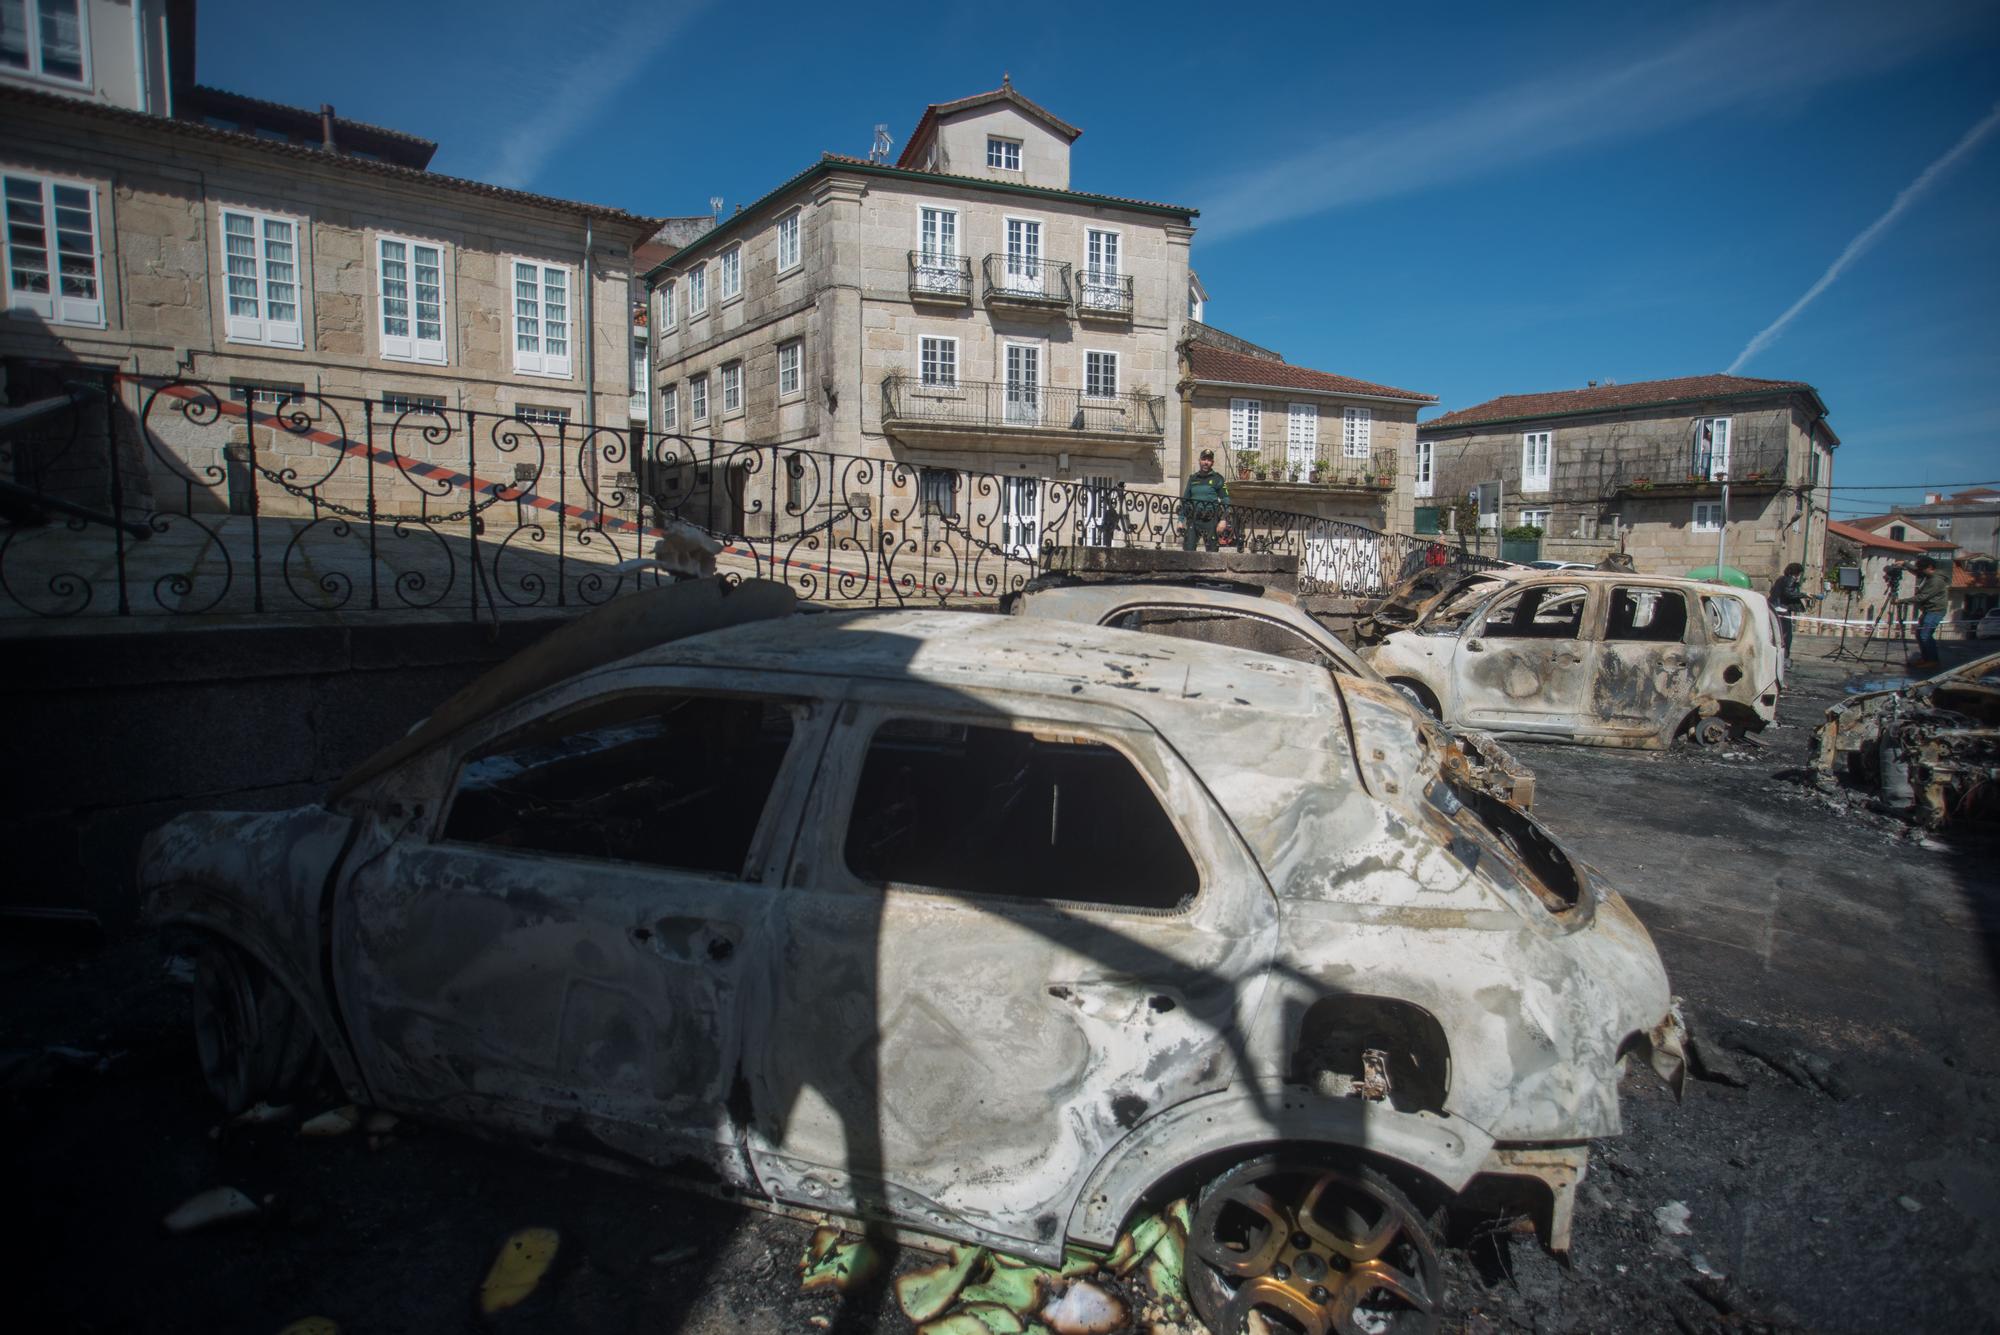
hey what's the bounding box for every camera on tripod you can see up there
[1883,562,1909,593]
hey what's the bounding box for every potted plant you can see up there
[1235,449,1255,481]
[1255,465,1269,481]
[1309,460,1325,483]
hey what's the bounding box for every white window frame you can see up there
[659,279,676,331]
[690,373,709,423]
[1519,508,1551,531]
[917,206,959,261]
[721,362,743,415]
[1287,402,1318,473]
[987,136,1022,170]
[919,335,958,388]
[1341,406,1372,460]
[1003,215,1045,295]
[2,170,104,327]
[776,210,802,273]
[375,233,448,365]
[1697,416,1732,480]
[1003,340,1041,426]
[1082,227,1122,310]
[1229,398,1261,453]
[778,340,803,398]
[1521,430,1553,492]
[220,206,306,349]
[1692,501,1723,533]
[1415,440,1434,498]
[687,264,708,317]
[508,257,572,377]
[660,383,679,431]
[1084,350,1119,399]
[719,245,742,301]
[513,404,571,427]
[1,0,89,86]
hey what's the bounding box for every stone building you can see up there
[1177,324,1434,533]
[1887,487,2000,562]
[646,80,1198,541]
[2,0,658,516]
[1417,374,1837,584]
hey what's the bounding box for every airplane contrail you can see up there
[1729,101,2000,373]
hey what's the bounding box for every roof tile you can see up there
[1423,374,1821,431]
[1184,344,1434,402]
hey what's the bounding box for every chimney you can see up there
[320,104,336,152]
[1925,492,1942,504]
[1587,379,1598,388]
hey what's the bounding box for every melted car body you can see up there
[140,578,1683,1271]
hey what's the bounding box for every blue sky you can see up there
[197,0,2000,516]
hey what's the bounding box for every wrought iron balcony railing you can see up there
[1610,433,1790,494]
[1075,269,1134,319]
[907,251,972,303]
[1228,444,1399,490]
[981,254,1072,308]
[882,374,1164,438]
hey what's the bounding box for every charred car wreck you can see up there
[1814,653,2000,827]
[141,578,1685,1335]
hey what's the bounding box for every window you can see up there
[1085,351,1118,399]
[1188,281,1203,323]
[510,259,571,376]
[1082,229,1121,310]
[1230,398,1261,452]
[377,236,446,363]
[1521,430,1552,492]
[784,451,807,511]
[1935,517,1953,533]
[919,467,958,518]
[719,244,742,300]
[1696,416,1731,480]
[1106,606,1357,677]
[1415,440,1434,498]
[660,383,678,431]
[513,404,570,426]
[1482,584,1587,640]
[1888,524,1906,541]
[2,171,102,326]
[1003,217,1043,293]
[380,390,444,417]
[1692,501,1723,532]
[1342,406,1371,459]
[776,211,801,272]
[1,0,86,84]
[690,373,709,422]
[688,264,708,316]
[1519,508,1550,531]
[1607,587,1688,643]
[659,280,676,330]
[843,717,1196,909]
[221,208,304,348]
[1287,403,1317,473]
[918,207,957,261]
[778,340,802,397]
[986,137,1022,170]
[919,336,957,387]
[721,362,742,414]
[445,693,798,880]
[631,340,647,394]
[229,381,303,409]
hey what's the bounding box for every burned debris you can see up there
[1812,653,2000,827]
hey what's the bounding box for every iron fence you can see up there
[907,251,973,302]
[981,254,1072,307]
[0,371,1497,621]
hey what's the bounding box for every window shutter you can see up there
[222,210,265,344]
[378,238,413,362]
[412,242,446,364]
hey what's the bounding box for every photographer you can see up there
[1769,562,1818,661]
[1901,556,1948,671]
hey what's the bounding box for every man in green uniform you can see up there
[1181,448,1230,552]
[1905,555,1949,670]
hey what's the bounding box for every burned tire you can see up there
[191,939,322,1115]
[1187,1152,1440,1335]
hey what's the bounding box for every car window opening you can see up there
[1107,606,1347,674]
[844,718,1197,910]
[1481,585,1587,640]
[444,694,796,878]
[1427,777,1581,913]
[1703,595,1745,640]
[1608,588,1687,643]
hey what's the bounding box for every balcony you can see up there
[981,254,1072,314]
[1228,445,1399,497]
[1610,433,1789,497]
[1075,270,1134,322]
[908,251,973,305]
[882,374,1164,454]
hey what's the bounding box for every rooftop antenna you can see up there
[708,195,723,219]
[869,124,893,163]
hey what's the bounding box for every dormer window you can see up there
[986,137,1022,171]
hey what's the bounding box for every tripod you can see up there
[1848,591,1914,669]
[1827,588,1862,662]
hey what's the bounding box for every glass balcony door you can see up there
[1005,219,1044,295]
[1004,344,1041,426]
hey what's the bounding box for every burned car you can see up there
[142,578,1684,1335]
[1363,570,1784,748]
[1008,578,1536,810]
[1814,651,2000,827]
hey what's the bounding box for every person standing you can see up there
[1181,448,1231,552]
[1769,562,1812,660]
[1905,556,1949,670]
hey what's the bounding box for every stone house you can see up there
[1177,325,1434,533]
[1886,487,2000,562]
[1825,513,1997,632]
[2,1,658,517]
[646,81,1197,543]
[1820,519,1958,634]
[1417,374,1837,585]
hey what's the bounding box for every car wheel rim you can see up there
[1189,1157,1439,1335]
[192,947,255,1111]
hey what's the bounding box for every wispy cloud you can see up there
[484,0,711,189]
[1728,101,2000,372]
[1189,1,1969,244]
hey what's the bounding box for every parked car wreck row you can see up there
[138,577,1686,1335]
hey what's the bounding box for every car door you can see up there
[331,674,826,1183]
[1450,580,1595,735]
[740,686,1278,1256]
[1590,584,1707,739]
